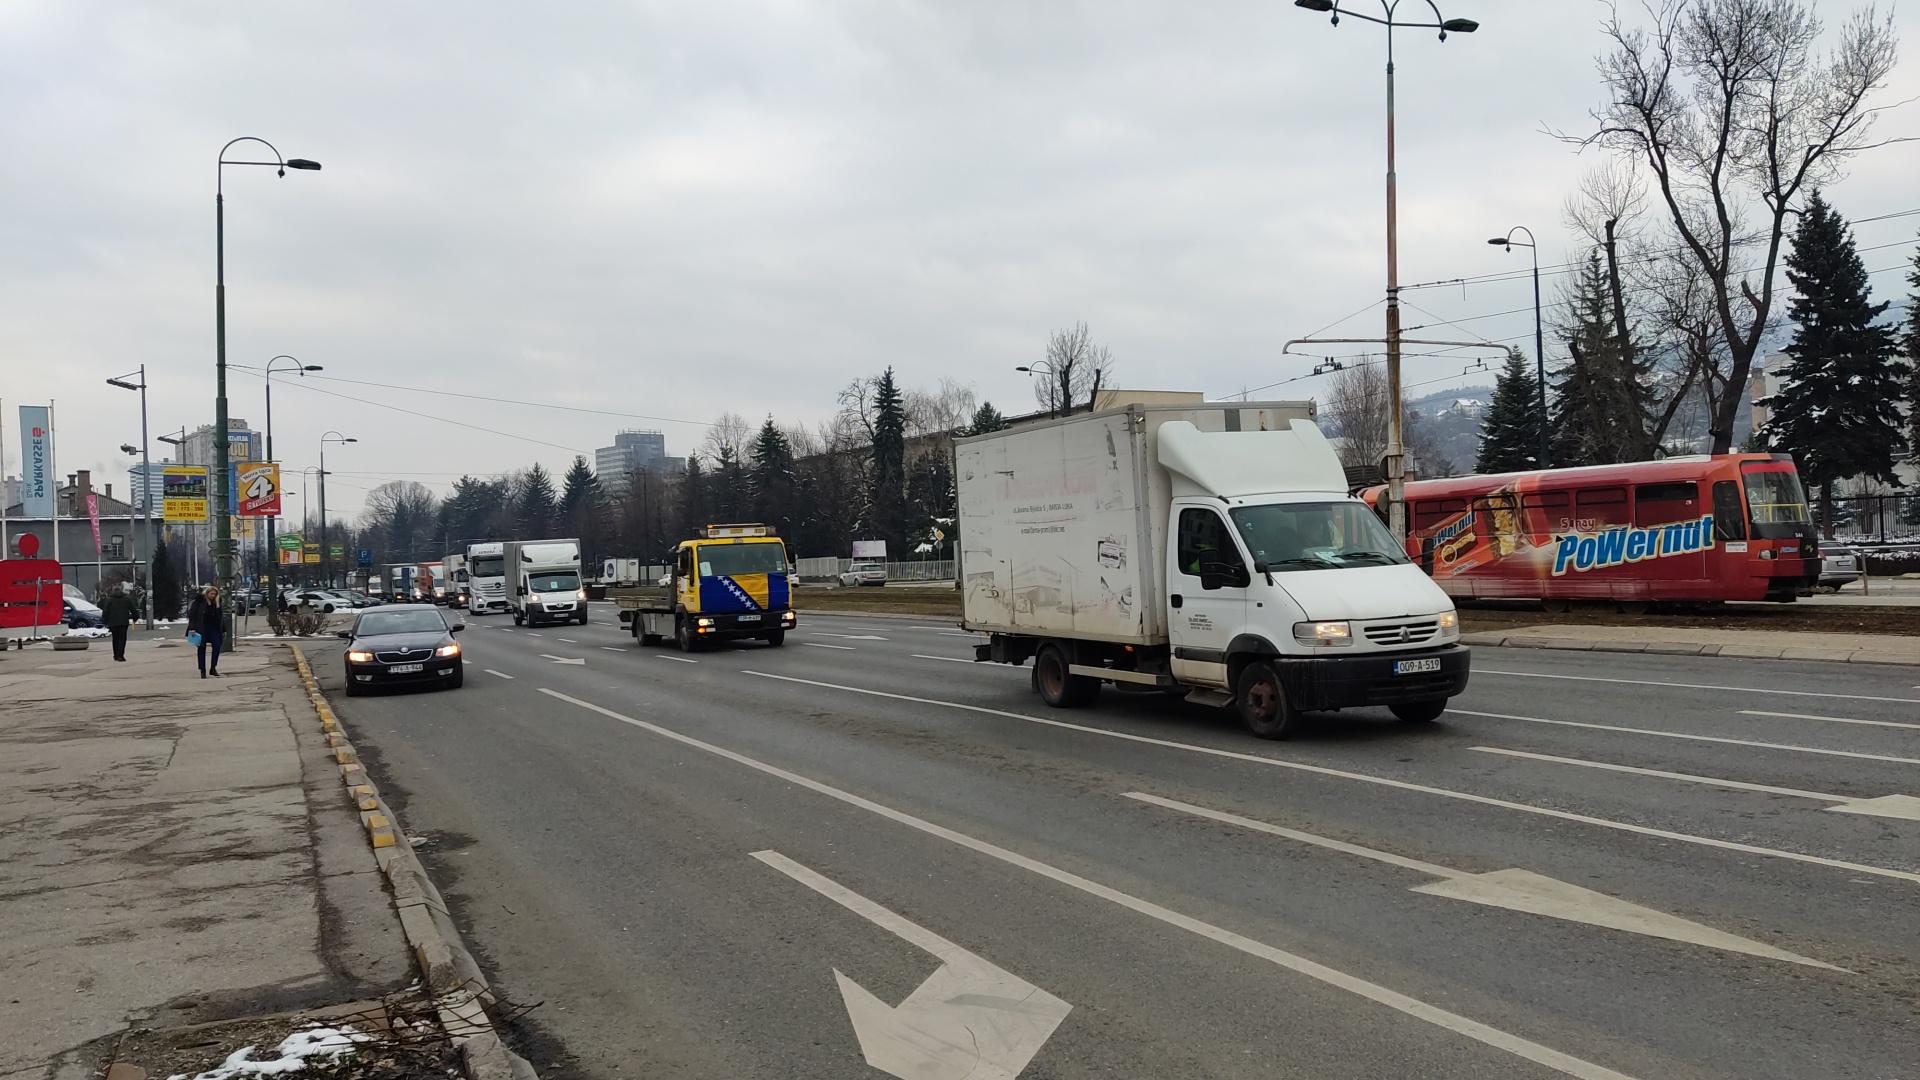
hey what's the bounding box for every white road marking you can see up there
[1739,709,1920,732]
[754,851,1071,1079]
[1478,668,1920,705]
[525,632,544,637]
[1451,709,1920,766]
[936,631,978,638]
[909,626,955,631]
[743,671,1920,885]
[1126,792,1840,970]
[1468,747,1920,822]
[498,628,515,633]
[817,632,888,641]
[803,642,855,650]
[539,688,1640,1080]
[557,637,578,643]
[913,654,982,665]
[484,669,515,680]
[656,654,699,664]
[539,654,587,666]
[599,646,628,653]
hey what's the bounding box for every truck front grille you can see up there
[1362,620,1438,646]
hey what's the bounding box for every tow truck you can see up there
[615,523,795,650]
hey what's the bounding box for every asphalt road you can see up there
[308,602,1920,1080]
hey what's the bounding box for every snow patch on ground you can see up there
[165,1026,369,1080]
[63,627,111,639]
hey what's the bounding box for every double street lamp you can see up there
[105,367,154,628]
[1293,0,1478,539]
[263,356,322,608]
[1487,228,1548,468]
[318,431,355,590]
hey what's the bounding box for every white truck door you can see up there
[1167,505,1248,689]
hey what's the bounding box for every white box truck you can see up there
[504,538,586,626]
[601,557,641,586]
[465,542,507,614]
[441,553,467,608]
[955,402,1468,738]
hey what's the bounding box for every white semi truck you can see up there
[955,402,1468,739]
[441,553,467,609]
[505,538,586,626]
[465,541,507,615]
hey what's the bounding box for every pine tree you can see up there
[675,454,711,540]
[748,418,797,538]
[559,455,605,559]
[515,463,560,538]
[867,367,909,551]
[1476,348,1545,473]
[1764,193,1909,535]
[1902,233,1920,465]
[905,449,955,556]
[711,444,749,523]
[151,534,182,620]
[1551,252,1651,466]
[967,401,1008,436]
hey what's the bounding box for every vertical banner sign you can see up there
[86,493,101,556]
[162,466,212,524]
[17,405,53,519]
[235,462,281,518]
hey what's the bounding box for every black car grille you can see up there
[374,647,436,663]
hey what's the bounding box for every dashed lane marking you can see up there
[803,642,855,650]
[485,669,515,680]
[1451,709,1920,766]
[1469,746,1920,821]
[1477,668,1919,705]
[656,654,699,664]
[1738,709,1920,732]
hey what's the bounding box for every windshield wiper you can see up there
[1331,550,1397,564]
[1264,557,1334,570]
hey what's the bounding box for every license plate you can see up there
[1394,658,1442,675]
[388,663,423,674]
[737,614,761,622]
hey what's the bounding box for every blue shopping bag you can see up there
[187,630,202,647]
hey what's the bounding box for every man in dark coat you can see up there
[101,583,136,662]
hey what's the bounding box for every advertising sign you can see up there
[0,556,63,632]
[303,542,321,565]
[162,466,212,523]
[236,461,282,518]
[16,405,53,519]
[280,549,302,566]
[278,533,302,551]
[329,543,345,558]
[851,539,887,559]
[86,493,101,555]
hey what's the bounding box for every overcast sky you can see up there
[4,0,1917,521]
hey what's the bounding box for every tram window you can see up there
[1412,499,1467,534]
[1633,481,1698,527]
[1520,491,1570,510]
[1575,487,1629,526]
[1711,481,1747,541]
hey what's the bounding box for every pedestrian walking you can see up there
[101,582,136,662]
[186,585,225,678]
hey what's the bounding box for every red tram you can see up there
[1364,455,1820,607]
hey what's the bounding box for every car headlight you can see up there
[347,650,374,662]
[435,643,460,657]
[1436,610,1458,631]
[1292,620,1352,647]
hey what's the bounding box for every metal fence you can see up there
[1822,494,1920,544]
[792,557,956,582]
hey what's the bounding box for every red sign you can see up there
[87,493,102,556]
[0,559,63,631]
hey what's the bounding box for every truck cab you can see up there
[621,524,796,649]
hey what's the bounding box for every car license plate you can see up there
[1394,657,1441,675]
[388,663,423,674]
[737,614,761,622]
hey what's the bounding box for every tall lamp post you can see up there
[263,356,322,609]
[1293,0,1478,539]
[1014,361,1062,419]
[215,137,320,640]
[1487,228,1547,468]
[105,367,154,628]
[319,432,355,590]
[299,466,322,587]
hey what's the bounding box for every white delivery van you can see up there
[465,542,507,614]
[504,538,585,626]
[955,402,1468,739]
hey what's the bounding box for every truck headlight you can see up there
[1292,621,1352,647]
[576,589,587,600]
[697,617,715,627]
[1436,611,1458,631]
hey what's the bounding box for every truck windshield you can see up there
[1739,464,1814,540]
[700,542,788,576]
[1229,501,1410,572]
[530,571,579,592]
[470,557,502,577]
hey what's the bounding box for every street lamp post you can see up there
[1293,0,1478,539]
[105,367,154,628]
[216,138,320,641]
[263,356,322,611]
[1014,362,1063,419]
[1487,228,1547,468]
[319,432,355,590]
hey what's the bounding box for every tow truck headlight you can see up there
[435,643,461,657]
[697,617,715,628]
[1293,621,1352,647]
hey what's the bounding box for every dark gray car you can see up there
[339,604,465,695]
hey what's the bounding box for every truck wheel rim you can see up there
[1246,677,1277,719]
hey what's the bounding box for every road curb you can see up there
[289,645,537,1080]
[1458,631,1920,666]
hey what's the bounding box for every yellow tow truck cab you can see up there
[622,523,796,650]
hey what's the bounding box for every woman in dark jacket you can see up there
[185,585,225,678]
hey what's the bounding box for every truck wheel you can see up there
[640,632,662,646]
[513,610,525,626]
[1033,644,1099,708]
[577,612,589,625]
[675,616,701,652]
[763,630,786,646]
[1389,699,1447,723]
[1235,661,1298,740]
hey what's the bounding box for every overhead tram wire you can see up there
[227,364,716,429]
[229,368,591,456]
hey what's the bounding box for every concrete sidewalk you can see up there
[0,636,414,1079]
[1462,623,1920,665]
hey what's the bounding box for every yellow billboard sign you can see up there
[162,466,211,523]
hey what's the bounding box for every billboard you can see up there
[163,466,212,523]
[851,539,888,558]
[236,461,282,518]
[303,542,320,565]
[16,405,53,518]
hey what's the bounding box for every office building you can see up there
[595,430,670,495]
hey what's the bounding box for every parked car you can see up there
[63,595,105,629]
[338,604,465,696]
[838,559,887,587]
[284,589,351,614]
[1819,545,1862,589]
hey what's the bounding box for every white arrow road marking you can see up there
[539,688,1640,1080]
[744,671,1920,886]
[1477,668,1920,705]
[539,654,586,665]
[817,632,888,641]
[1739,709,1920,732]
[1471,746,1920,822]
[1125,792,1843,971]
[600,646,628,653]
[803,642,855,650]
[485,669,515,680]
[1451,709,1920,766]
[754,850,1070,1080]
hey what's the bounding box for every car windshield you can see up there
[356,610,448,636]
[701,541,789,576]
[470,557,503,576]
[530,570,579,592]
[1228,501,1409,572]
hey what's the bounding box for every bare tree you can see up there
[1033,322,1115,415]
[1323,363,1391,471]
[701,412,753,460]
[905,377,978,439]
[1560,0,1901,453]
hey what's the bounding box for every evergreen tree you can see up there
[866,367,909,551]
[1902,233,1920,464]
[515,463,560,538]
[675,454,711,541]
[1762,192,1909,535]
[559,455,606,559]
[1476,348,1546,474]
[1551,252,1652,466]
[904,449,956,557]
[748,418,798,538]
[710,444,749,523]
[967,401,1008,436]
[150,533,182,620]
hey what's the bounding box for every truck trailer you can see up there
[955,402,1468,739]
